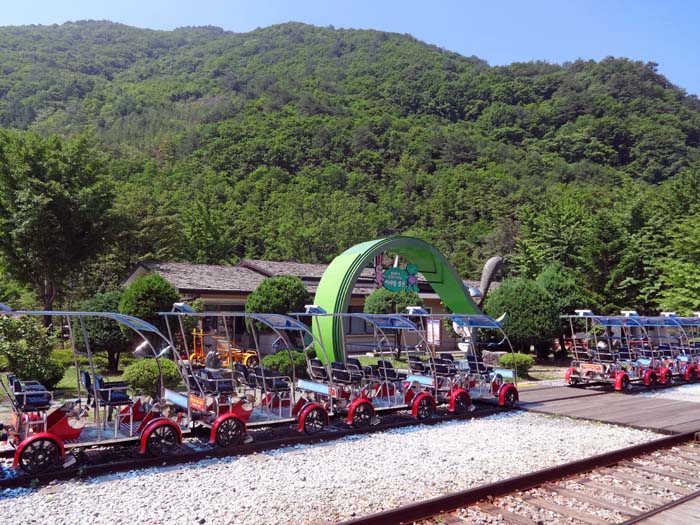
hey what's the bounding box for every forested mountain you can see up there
[1,20,699,314]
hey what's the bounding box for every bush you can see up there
[118,273,179,332]
[261,349,315,379]
[363,288,423,314]
[0,316,66,389]
[122,358,181,398]
[498,352,535,377]
[484,277,559,354]
[245,275,310,315]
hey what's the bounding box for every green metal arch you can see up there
[312,236,481,362]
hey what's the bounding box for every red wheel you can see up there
[303,407,326,434]
[18,437,61,474]
[146,423,181,456]
[414,396,434,420]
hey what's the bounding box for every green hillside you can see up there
[1,20,699,314]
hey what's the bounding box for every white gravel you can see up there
[0,412,656,525]
[640,383,700,402]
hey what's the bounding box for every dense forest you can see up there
[0,20,699,315]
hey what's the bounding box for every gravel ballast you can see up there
[641,383,700,403]
[0,412,656,525]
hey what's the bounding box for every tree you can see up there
[0,132,113,321]
[79,290,130,372]
[363,288,423,314]
[245,275,310,315]
[484,277,559,356]
[118,273,179,333]
[536,263,592,355]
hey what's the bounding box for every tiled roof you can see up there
[238,259,375,280]
[138,262,265,293]
[131,260,497,297]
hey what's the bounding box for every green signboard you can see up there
[382,267,408,291]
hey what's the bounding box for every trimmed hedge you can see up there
[122,358,181,398]
[498,352,535,377]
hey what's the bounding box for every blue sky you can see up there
[4,0,699,95]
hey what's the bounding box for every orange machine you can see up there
[190,329,259,368]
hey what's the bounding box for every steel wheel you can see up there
[216,417,244,448]
[503,388,517,408]
[18,438,61,474]
[146,424,180,456]
[303,408,325,434]
[453,392,470,415]
[690,369,698,383]
[352,403,372,429]
[415,396,434,420]
[648,373,659,388]
[620,375,631,393]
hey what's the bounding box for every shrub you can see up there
[363,288,423,314]
[261,349,315,379]
[484,277,559,354]
[498,352,535,377]
[118,273,179,332]
[245,275,310,315]
[0,316,66,389]
[122,358,181,398]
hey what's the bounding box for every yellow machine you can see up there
[190,329,259,368]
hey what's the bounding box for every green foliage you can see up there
[261,349,314,379]
[51,348,109,372]
[498,352,535,376]
[245,275,310,315]
[78,291,129,372]
[0,131,114,313]
[363,288,423,314]
[122,358,181,398]
[0,22,697,313]
[484,277,559,353]
[118,273,179,331]
[0,316,65,389]
[536,263,593,331]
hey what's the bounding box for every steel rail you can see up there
[339,430,698,525]
[0,406,503,489]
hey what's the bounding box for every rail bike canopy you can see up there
[0,308,163,334]
[562,314,643,329]
[447,314,502,330]
[160,311,314,333]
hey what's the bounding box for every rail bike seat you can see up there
[252,367,290,392]
[408,355,426,373]
[309,358,329,380]
[465,355,491,375]
[346,357,364,377]
[440,353,455,363]
[432,358,455,376]
[197,368,236,394]
[618,345,635,361]
[234,363,255,386]
[94,375,132,406]
[376,360,406,381]
[331,362,363,384]
[6,374,52,411]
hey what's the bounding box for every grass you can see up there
[54,366,125,400]
[356,355,409,368]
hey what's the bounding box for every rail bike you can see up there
[563,310,675,391]
[300,308,518,422]
[0,303,520,474]
[0,306,186,474]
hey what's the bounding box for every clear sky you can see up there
[3,0,699,95]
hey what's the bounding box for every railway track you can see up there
[0,405,503,489]
[340,431,700,525]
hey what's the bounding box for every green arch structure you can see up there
[312,236,481,363]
